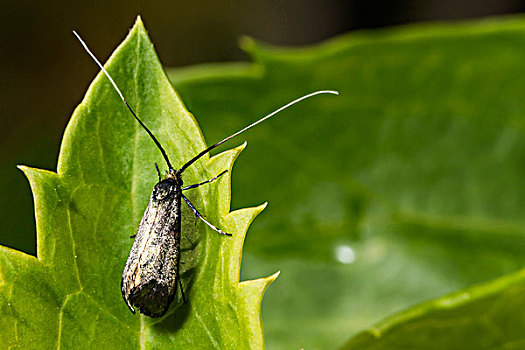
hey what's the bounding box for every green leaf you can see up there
[342,267,525,349]
[168,16,525,349]
[0,17,276,348]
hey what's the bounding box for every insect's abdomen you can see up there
[121,178,182,317]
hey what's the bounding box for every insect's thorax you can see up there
[152,172,182,202]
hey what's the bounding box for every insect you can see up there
[73,31,338,317]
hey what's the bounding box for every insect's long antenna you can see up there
[177,90,339,175]
[73,31,174,171]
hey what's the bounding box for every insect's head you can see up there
[165,168,177,179]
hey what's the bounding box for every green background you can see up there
[169,18,525,348]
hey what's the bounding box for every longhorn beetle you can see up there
[73,31,338,317]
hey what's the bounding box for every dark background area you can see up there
[1,0,525,255]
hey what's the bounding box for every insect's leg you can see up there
[182,194,231,236]
[182,170,228,191]
[177,276,187,303]
[129,234,136,239]
[154,162,162,182]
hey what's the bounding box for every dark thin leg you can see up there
[155,162,162,182]
[177,276,186,303]
[182,170,228,191]
[182,194,231,236]
[130,234,136,239]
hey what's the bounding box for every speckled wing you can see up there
[121,178,182,317]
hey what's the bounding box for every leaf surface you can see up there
[0,17,274,349]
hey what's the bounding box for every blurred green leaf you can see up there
[0,18,275,348]
[342,267,525,349]
[169,16,525,349]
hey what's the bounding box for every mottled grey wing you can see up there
[121,183,181,317]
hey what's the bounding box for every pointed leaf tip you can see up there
[269,270,280,281]
[134,15,144,28]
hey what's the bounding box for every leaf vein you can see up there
[81,292,132,330]
[66,189,83,290]
[133,32,146,350]
[57,290,82,350]
[194,307,220,349]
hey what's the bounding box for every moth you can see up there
[74,31,338,317]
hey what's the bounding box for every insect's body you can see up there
[74,27,337,319]
[122,175,182,317]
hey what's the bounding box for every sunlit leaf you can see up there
[0,17,275,349]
